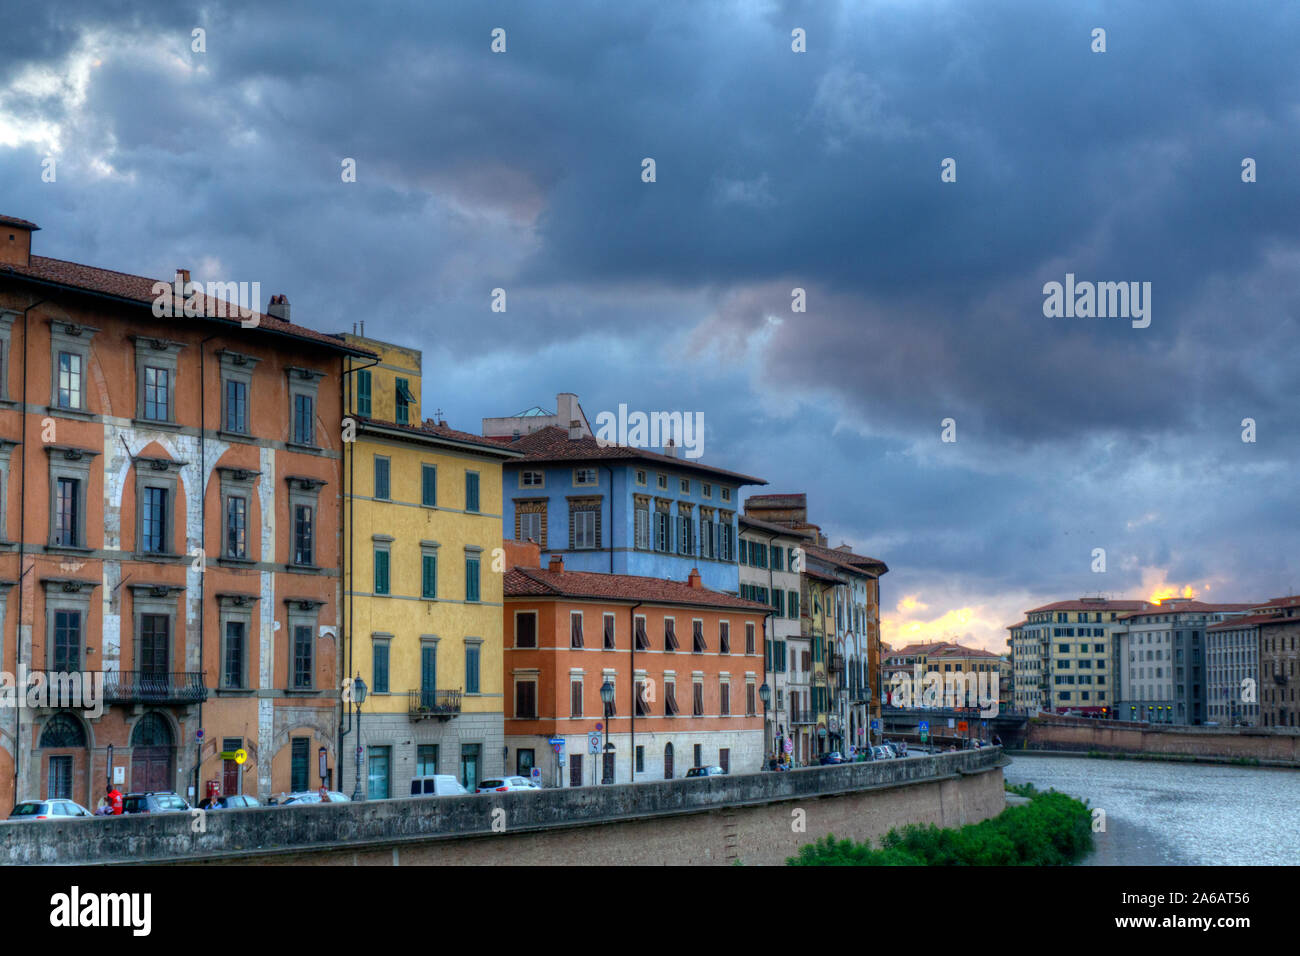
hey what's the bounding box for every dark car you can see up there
[685,766,726,777]
[197,794,261,810]
[122,791,192,814]
[818,751,845,765]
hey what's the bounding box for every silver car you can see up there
[476,776,541,793]
[8,799,94,820]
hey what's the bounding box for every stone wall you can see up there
[1,748,1005,866]
[1026,719,1300,764]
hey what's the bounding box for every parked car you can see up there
[475,776,540,793]
[277,791,351,805]
[883,742,901,758]
[8,799,94,820]
[409,775,468,797]
[122,792,192,814]
[198,794,261,810]
[818,751,845,765]
[872,746,893,760]
[685,765,727,777]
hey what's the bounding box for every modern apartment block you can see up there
[487,403,765,593]
[339,333,521,797]
[1114,599,1255,725]
[502,551,768,784]
[0,214,371,810]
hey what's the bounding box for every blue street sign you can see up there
[918,721,929,731]
[547,737,565,747]
[871,720,880,731]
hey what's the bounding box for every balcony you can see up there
[849,686,871,703]
[407,689,463,720]
[789,710,816,726]
[829,653,845,674]
[103,671,207,705]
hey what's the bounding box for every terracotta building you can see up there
[0,214,371,809]
[503,547,770,785]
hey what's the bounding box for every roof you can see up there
[0,215,39,231]
[1007,621,1029,630]
[802,542,888,576]
[1207,612,1285,631]
[1025,599,1155,614]
[738,513,816,539]
[354,415,525,457]
[496,425,765,485]
[1119,601,1257,621]
[2,254,375,357]
[926,645,1001,660]
[504,567,772,612]
[885,641,960,659]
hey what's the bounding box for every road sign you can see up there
[947,718,955,729]
[957,721,968,733]
[920,732,928,742]
[918,720,929,731]
[558,754,565,766]
[234,748,247,765]
[870,720,880,731]
[531,768,540,778]
[547,736,565,747]
[588,733,601,754]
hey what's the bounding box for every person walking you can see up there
[105,783,123,815]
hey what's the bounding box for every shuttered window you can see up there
[746,623,755,655]
[719,622,730,655]
[605,614,617,650]
[570,679,583,717]
[570,504,600,550]
[516,613,537,649]
[665,682,678,716]
[720,682,730,716]
[665,619,678,651]
[635,680,647,717]
[421,464,437,506]
[515,679,537,719]
[570,612,584,649]
[746,682,756,716]
[692,620,705,654]
[693,682,704,717]
[421,553,437,599]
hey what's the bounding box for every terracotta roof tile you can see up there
[504,566,771,612]
[1025,599,1156,614]
[3,254,374,357]
[353,415,524,456]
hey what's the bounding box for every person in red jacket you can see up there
[105,784,124,815]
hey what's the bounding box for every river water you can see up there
[1003,754,1300,865]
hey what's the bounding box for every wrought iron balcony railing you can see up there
[103,671,208,705]
[407,689,463,719]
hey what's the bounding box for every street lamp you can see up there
[351,674,368,801]
[599,680,615,783]
[759,682,771,764]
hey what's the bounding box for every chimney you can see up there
[178,268,191,285]
[0,216,38,268]
[664,438,676,458]
[548,555,565,573]
[267,294,290,322]
[687,568,702,589]
[568,419,582,441]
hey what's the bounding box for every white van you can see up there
[409,775,468,797]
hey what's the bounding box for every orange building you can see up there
[503,549,770,785]
[0,214,372,809]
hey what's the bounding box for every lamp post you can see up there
[599,680,615,784]
[351,674,368,801]
[759,682,771,764]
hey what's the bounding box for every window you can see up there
[605,613,617,650]
[693,620,706,654]
[421,550,437,599]
[465,645,481,693]
[680,478,690,494]
[702,483,712,498]
[54,477,79,547]
[53,610,81,672]
[677,512,694,555]
[374,456,390,500]
[416,744,438,777]
[665,618,679,651]
[635,677,648,717]
[657,474,668,490]
[293,505,314,565]
[141,487,168,553]
[58,352,83,409]
[636,746,645,773]
[721,488,731,502]
[287,367,323,447]
[719,622,730,655]
[373,544,390,595]
[395,377,414,425]
[521,471,544,488]
[291,738,310,793]
[515,678,537,719]
[292,624,314,689]
[142,366,171,421]
[654,510,671,552]
[570,612,584,649]
[635,470,647,485]
[516,612,537,648]
[572,509,597,549]
[720,682,730,716]
[771,545,783,571]
[665,681,678,716]
[693,681,704,717]
[571,678,584,717]
[465,472,480,513]
[465,553,481,602]
[224,378,248,434]
[634,500,650,549]
[574,467,597,486]
[225,496,247,558]
[50,323,95,413]
[746,623,755,655]
[422,464,437,506]
[223,620,245,689]
[356,369,372,417]
[519,510,542,544]
[373,638,390,694]
[367,746,391,800]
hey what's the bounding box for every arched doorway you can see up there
[39,712,87,800]
[663,742,673,779]
[130,713,174,793]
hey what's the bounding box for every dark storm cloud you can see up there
[3,0,1299,643]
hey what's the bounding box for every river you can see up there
[1002,753,1300,865]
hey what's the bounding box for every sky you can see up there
[2,0,1298,653]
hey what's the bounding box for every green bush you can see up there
[788,789,1093,866]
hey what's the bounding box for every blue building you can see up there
[491,425,766,593]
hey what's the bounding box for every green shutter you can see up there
[374,549,389,595]
[357,370,371,417]
[422,553,437,599]
[466,557,480,602]
[422,464,437,507]
[466,473,480,513]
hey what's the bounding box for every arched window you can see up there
[39,713,86,748]
[663,742,674,779]
[130,712,173,748]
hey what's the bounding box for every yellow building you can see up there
[802,572,836,755]
[339,334,521,796]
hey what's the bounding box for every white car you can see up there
[475,776,540,793]
[410,775,468,796]
[277,790,351,805]
[8,799,94,820]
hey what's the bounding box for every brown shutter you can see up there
[635,617,647,650]
[746,623,755,655]
[720,622,730,654]
[571,613,583,648]
[665,619,678,651]
[693,620,705,653]
[720,683,730,716]
[605,615,616,649]
[693,682,703,716]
